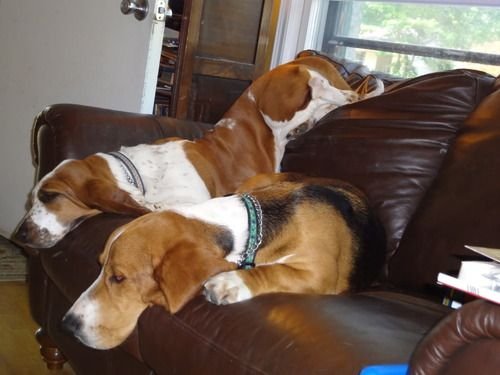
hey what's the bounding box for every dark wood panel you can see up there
[188,75,251,123]
[173,0,279,121]
[197,0,264,64]
[193,57,255,80]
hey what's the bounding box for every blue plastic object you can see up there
[359,364,409,375]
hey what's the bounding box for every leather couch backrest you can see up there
[34,104,212,179]
[390,82,500,292]
[282,70,495,284]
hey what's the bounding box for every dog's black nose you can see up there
[61,313,82,336]
[12,222,29,244]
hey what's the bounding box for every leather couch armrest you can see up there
[33,104,213,179]
[409,299,500,375]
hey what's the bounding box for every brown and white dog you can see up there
[61,173,386,350]
[13,56,383,248]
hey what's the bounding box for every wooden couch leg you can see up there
[35,328,67,370]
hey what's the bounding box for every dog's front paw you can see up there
[342,90,359,103]
[203,271,252,305]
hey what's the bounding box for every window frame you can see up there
[272,0,500,72]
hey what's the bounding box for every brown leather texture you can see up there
[409,299,500,375]
[139,292,447,374]
[390,87,500,291]
[25,61,500,374]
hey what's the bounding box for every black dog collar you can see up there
[107,151,146,195]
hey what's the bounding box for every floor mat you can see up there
[0,236,27,281]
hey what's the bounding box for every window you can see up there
[274,0,500,78]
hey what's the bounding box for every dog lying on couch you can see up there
[13,56,383,249]
[61,173,386,350]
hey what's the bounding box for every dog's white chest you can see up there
[172,195,249,260]
[101,141,211,210]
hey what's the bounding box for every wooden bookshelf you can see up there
[154,37,178,116]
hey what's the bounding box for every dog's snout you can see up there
[12,221,30,245]
[61,313,83,336]
[12,219,58,249]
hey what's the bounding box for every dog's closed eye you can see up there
[109,275,126,284]
[38,190,60,204]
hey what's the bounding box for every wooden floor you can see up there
[0,281,75,374]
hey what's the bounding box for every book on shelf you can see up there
[159,46,177,67]
[161,49,177,59]
[160,56,176,67]
[437,245,500,305]
[163,37,179,49]
[154,103,170,116]
[158,73,174,87]
[155,86,172,97]
[161,50,177,64]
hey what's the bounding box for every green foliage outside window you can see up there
[357,3,500,77]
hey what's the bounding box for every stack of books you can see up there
[438,245,500,305]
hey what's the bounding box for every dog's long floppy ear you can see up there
[82,179,150,216]
[257,65,312,121]
[154,241,236,314]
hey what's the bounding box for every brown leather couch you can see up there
[23,56,500,374]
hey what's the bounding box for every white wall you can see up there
[0,1,153,236]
